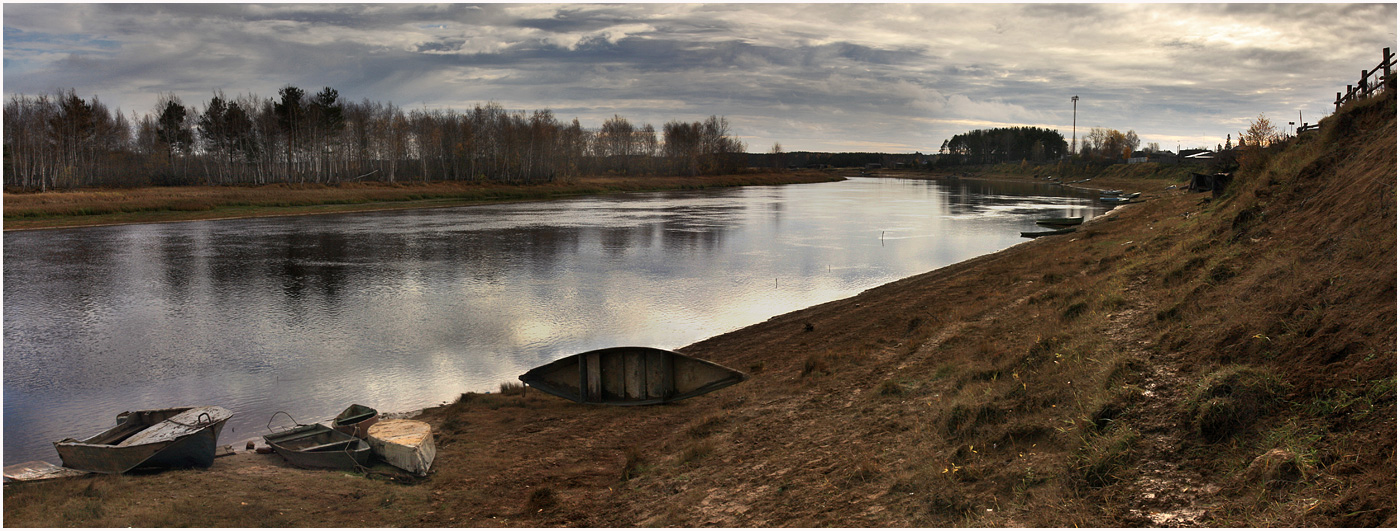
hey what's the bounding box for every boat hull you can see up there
[520,346,748,405]
[54,406,232,474]
[332,404,379,437]
[1021,227,1077,238]
[366,419,436,476]
[264,424,372,470]
[1034,217,1083,227]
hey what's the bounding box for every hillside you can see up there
[2,96,1394,527]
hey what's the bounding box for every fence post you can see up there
[1363,70,1371,97]
[1336,91,1343,111]
[1385,47,1395,92]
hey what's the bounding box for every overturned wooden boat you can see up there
[1034,216,1083,227]
[263,423,371,470]
[1021,226,1077,238]
[366,419,435,476]
[519,346,748,405]
[332,404,379,437]
[54,406,233,474]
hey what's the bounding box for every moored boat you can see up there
[332,404,379,437]
[263,423,371,470]
[366,419,436,476]
[1034,217,1083,227]
[1021,227,1077,238]
[1100,196,1132,204]
[54,406,233,474]
[520,346,748,405]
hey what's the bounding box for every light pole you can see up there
[1071,95,1079,156]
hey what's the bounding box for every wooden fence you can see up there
[1297,47,1395,134]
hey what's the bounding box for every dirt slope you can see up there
[3,97,1394,527]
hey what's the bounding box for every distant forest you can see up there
[938,126,1069,166]
[3,87,749,191]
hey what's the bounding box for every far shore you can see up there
[2,171,842,231]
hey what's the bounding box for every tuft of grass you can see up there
[877,379,905,396]
[1074,423,1140,488]
[801,353,832,377]
[686,414,726,439]
[679,441,715,465]
[1062,301,1090,320]
[525,487,558,512]
[498,381,526,396]
[621,446,647,481]
[1187,365,1284,443]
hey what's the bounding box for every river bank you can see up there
[4,97,1394,527]
[2,171,839,231]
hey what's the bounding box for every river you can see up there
[3,177,1108,465]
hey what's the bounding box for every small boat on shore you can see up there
[263,423,372,470]
[1034,217,1083,227]
[366,419,435,476]
[1021,227,1077,238]
[520,346,748,405]
[332,404,379,437]
[1100,189,1123,196]
[1100,196,1132,204]
[54,406,233,474]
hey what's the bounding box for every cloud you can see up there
[3,3,1393,152]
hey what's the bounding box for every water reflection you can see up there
[4,177,1106,464]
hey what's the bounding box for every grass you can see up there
[1186,365,1284,443]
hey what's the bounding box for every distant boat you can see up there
[54,406,233,474]
[263,423,372,470]
[1021,227,1077,238]
[519,346,748,405]
[1100,196,1132,204]
[331,404,379,437]
[366,419,436,476]
[1034,217,1083,227]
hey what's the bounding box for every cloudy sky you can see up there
[3,3,1395,153]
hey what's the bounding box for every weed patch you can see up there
[1187,366,1284,442]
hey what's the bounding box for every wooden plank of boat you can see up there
[519,346,748,405]
[263,424,371,470]
[366,419,435,476]
[3,461,89,483]
[1034,217,1083,227]
[332,404,379,437]
[54,406,233,474]
[1021,227,1077,238]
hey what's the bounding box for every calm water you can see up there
[3,177,1106,465]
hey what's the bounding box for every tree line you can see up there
[937,126,1068,166]
[3,86,748,191]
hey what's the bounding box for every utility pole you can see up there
[1071,95,1079,156]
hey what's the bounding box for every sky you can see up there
[3,3,1396,153]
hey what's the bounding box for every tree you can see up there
[274,86,306,180]
[1242,114,1280,148]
